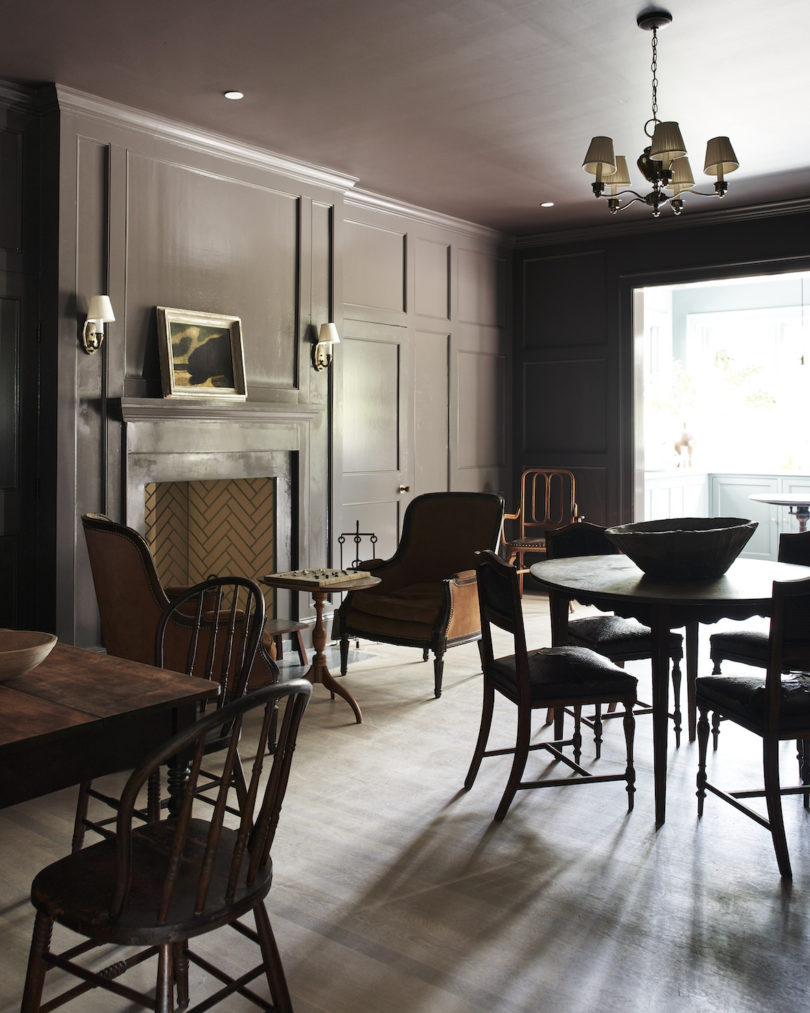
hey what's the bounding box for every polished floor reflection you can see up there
[1,595,809,1012]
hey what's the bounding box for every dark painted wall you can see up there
[513,209,810,530]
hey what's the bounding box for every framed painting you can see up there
[156,307,247,400]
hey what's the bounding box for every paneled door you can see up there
[340,319,412,565]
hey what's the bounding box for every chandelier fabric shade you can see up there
[704,136,740,179]
[581,8,740,217]
[582,136,616,179]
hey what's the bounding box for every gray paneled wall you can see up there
[339,197,511,560]
[0,82,512,640]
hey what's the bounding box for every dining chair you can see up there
[696,574,810,879]
[464,549,637,821]
[501,468,578,594]
[73,575,268,851]
[545,521,685,746]
[22,678,312,1012]
[710,531,810,677]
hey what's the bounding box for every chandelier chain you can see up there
[650,27,659,122]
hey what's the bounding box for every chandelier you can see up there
[582,8,739,217]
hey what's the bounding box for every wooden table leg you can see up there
[650,609,671,828]
[304,590,363,723]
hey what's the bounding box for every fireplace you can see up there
[115,397,320,628]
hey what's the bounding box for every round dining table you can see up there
[530,554,810,827]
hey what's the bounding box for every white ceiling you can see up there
[4,0,810,234]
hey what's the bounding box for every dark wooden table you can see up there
[263,571,381,723]
[0,643,219,809]
[530,554,810,827]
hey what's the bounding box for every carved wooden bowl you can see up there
[604,517,758,581]
[0,629,58,682]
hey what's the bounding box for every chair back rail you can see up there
[111,680,311,923]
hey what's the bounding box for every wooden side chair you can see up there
[73,575,268,851]
[22,678,312,1012]
[696,574,810,879]
[545,521,685,746]
[501,468,578,594]
[464,549,637,822]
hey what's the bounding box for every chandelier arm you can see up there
[598,188,648,204]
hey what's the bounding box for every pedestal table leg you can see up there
[304,590,363,724]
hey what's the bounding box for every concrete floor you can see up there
[1,594,809,1012]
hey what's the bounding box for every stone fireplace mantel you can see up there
[117,396,319,593]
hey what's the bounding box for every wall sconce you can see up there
[312,322,340,371]
[82,295,116,354]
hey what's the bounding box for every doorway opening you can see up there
[636,269,810,551]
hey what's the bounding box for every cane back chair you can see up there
[501,469,578,594]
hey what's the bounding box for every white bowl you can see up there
[0,629,58,682]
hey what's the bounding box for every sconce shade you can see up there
[582,136,616,178]
[703,136,739,177]
[650,121,687,162]
[318,322,340,345]
[607,155,631,193]
[670,156,695,194]
[87,294,115,323]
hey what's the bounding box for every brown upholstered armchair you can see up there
[81,513,278,688]
[334,492,504,698]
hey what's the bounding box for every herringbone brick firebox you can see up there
[144,477,276,613]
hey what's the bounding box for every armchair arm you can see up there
[444,570,482,639]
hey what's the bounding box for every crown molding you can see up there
[346,188,513,245]
[53,84,359,195]
[515,196,810,250]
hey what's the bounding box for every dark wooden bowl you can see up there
[0,629,57,682]
[604,517,758,580]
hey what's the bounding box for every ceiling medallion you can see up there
[582,7,739,217]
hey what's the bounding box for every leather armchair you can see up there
[81,513,278,688]
[334,492,504,697]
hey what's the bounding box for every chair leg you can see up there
[72,781,90,852]
[495,705,531,822]
[799,738,810,810]
[433,651,445,698]
[21,910,53,1012]
[623,704,636,811]
[572,705,583,764]
[593,705,603,760]
[711,656,723,674]
[696,706,710,818]
[274,634,285,660]
[173,941,190,1010]
[339,635,349,676]
[763,737,792,878]
[711,711,722,751]
[156,944,175,1012]
[465,683,495,790]
[254,901,293,1013]
[670,658,682,747]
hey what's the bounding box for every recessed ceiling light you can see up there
[540,201,555,208]
[223,90,244,101]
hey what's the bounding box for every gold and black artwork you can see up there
[156,307,247,400]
